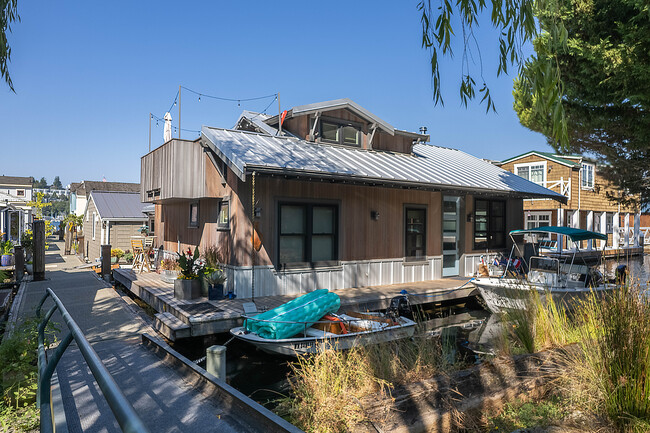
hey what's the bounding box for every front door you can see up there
[442,196,460,277]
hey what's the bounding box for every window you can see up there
[320,120,361,146]
[581,163,595,189]
[189,202,199,228]
[474,199,506,250]
[515,162,546,185]
[606,213,613,234]
[16,190,24,197]
[278,203,338,267]
[526,212,551,241]
[149,217,155,234]
[217,200,230,230]
[566,211,573,228]
[404,207,426,260]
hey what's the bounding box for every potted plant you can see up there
[204,267,227,300]
[174,247,204,300]
[160,257,179,283]
[138,225,149,236]
[1,239,14,267]
[21,230,33,262]
[124,250,134,264]
[111,248,125,264]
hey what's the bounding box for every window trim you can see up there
[473,199,507,250]
[277,201,339,270]
[404,204,428,261]
[92,212,96,240]
[217,199,230,231]
[514,161,547,186]
[581,162,595,190]
[188,201,199,228]
[16,189,25,197]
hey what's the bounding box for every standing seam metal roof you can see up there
[201,127,566,201]
[90,191,148,220]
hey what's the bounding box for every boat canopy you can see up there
[510,226,608,241]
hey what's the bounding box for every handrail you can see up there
[36,287,151,433]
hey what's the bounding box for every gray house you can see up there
[83,191,148,261]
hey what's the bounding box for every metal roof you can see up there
[90,191,148,220]
[289,98,395,135]
[0,176,33,186]
[201,127,567,202]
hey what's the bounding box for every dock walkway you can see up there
[113,267,477,340]
[11,241,299,433]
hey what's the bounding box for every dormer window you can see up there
[320,119,361,146]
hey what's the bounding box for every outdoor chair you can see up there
[131,238,146,273]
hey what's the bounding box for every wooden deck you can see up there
[113,268,477,339]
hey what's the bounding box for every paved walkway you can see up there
[14,241,279,433]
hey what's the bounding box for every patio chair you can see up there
[131,238,145,273]
[142,236,155,272]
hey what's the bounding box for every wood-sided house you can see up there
[83,191,148,262]
[141,98,565,297]
[499,151,641,250]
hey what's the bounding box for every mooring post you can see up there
[14,245,24,283]
[33,220,45,281]
[101,244,112,281]
[206,345,226,380]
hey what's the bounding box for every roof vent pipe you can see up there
[419,126,428,135]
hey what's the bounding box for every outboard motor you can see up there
[616,264,627,286]
[387,295,411,319]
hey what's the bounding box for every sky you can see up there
[0,1,554,187]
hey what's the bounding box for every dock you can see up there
[113,268,477,341]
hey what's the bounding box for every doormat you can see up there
[177,302,224,316]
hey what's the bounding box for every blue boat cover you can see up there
[245,289,341,339]
[510,226,608,241]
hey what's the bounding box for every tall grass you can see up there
[278,332,447,433]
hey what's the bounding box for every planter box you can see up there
[1,255,14,267]
[174,279,201,300]
[208,283,224,301]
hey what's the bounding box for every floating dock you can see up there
[112,268,477,341]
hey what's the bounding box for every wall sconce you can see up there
[254,207,262,218]
[371,211,380,221]
[548,165,553,173]
[467,213,474,223]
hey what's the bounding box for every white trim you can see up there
[502,152,577,168]
[92,212,96,240]
[581,162,595,190]
[514,161,547,186]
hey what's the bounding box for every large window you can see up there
[217,200,229,230]
[515,162,546,185]
[404,207,427,260]
[320,120,361,146]
[278,203,338,268]
[474,199,506,250]
[581,162,594,189]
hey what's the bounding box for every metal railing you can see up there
[36,287,150,433]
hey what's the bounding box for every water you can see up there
[603,254,650,285]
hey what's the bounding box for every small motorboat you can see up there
[473,226,616,313]
[230,291,416,356]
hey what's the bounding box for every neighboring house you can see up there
[0,176,34,241]
[34,187,70,197]
[141,98,565,297]
[499,151,641,249]
[83,191,148,262]
[70,180,140,216]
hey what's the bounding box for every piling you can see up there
[33,220,45,281]
[206,345,227,380]
[101,244,112,281]
[14,245,24,283]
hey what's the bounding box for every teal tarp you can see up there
[510,226,608,242]
[245,289,341,340]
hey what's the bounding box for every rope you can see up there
[399,278,475,298]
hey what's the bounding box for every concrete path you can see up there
[14,241,277,432]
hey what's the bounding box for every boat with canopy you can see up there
[473,226,616,313]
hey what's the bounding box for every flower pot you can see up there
[1,254,13,267]
[161,269,178,283]
[208,283,224,301]
[174,278,201,300]
[111,257,118,264]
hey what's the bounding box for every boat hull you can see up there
[230,317,416,356]
[474,277,615,314]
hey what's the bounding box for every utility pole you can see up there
[178,85,182,139]
[277,92,282,134]
[148,113,152,152]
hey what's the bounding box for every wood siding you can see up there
[141,139,207,202]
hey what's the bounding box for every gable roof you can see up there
[500,151,581,167]
[201,127,567,202]
[89,191,147,220]
[0,176,34,187]
[71,180,140,197]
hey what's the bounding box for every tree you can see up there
[513,0,650,204]
[35,177,47,188]
[52,176,62,189]
[418,0,568,145]
[0,0,18,91]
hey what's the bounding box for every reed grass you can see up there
[278,329,448,433]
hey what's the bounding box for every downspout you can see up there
[251,171,256,302]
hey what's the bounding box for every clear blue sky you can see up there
[1,1,553,187]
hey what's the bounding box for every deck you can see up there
[113,268,478,340]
